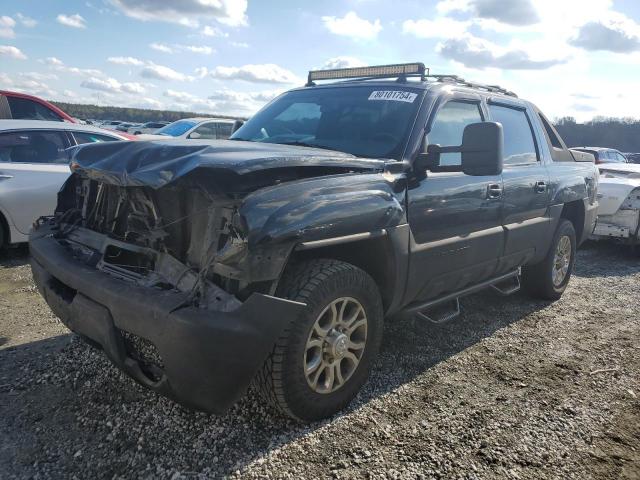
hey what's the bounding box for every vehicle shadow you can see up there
[2,247,633,478]
[575,241,640,278]
[0,244,29,268]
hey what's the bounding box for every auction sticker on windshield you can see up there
[368,91,418,103]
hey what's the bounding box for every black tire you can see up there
[256,259,384,422]
[522,219,576,300]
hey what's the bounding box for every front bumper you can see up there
[29,225,305,414]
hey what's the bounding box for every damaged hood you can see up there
[69,139,385,189]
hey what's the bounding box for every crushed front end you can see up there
[30,173,305,413]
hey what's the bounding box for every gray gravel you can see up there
[1,242,639,479]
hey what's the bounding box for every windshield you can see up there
[155,120,197,137]
[231,86,423,159]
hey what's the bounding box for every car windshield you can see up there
[155,120,197,137]
[230,86,423,159]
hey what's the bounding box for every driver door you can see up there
[404,99,504,305]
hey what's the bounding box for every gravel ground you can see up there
[1,242,639,479]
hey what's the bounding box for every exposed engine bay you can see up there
[51,176,254,311]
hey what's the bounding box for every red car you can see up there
[0,90,76,123]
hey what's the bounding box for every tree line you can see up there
[51,102,243,123]
[554,117,640,153]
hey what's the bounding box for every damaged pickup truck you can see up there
[30,63,599,422]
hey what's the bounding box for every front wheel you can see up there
[256,259,384,422]
[522,219,576,300]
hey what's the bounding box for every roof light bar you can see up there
[307,63,427,85]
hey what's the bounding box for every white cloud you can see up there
[322,11,382,40]
[150,42,173,53]
[194,67,209,78]
[140,63,189,82]
[81,76,147,94]
[438,34,567,70]
[43,56,64,66]
[110,0,247,28]
[56,14,87,29]
[121,82,146,94]
[436,0,539,26]
[210,64,300,84]
[230,41,249,48]
[183,45,214,55]
[0,45,26,60]
[150,43,214,55]
[202,25,227,37]
[1,72,57,97]
[164,89,198,102]
[569,13,640,53]
[402,18,471,39]
[0,16,16,38]
[108,56,145,66]
[16,13,37,28]
[320,56,366,69]
[81,77,122,93]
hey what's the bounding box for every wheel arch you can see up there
[560,200,585,245]
[283,228,409,315]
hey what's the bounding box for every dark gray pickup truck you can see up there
[30,63,598,421]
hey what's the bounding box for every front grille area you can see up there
[119,329,165,382]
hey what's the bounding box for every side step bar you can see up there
[405,269,521,324]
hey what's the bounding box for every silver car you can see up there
[0,120,128,249]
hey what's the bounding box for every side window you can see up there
[190,123,217,139]
[72,131,120,145]
[427,101,483,166]
[614,152,627,163]
[538,113,562,148]
[0,130,69,164]
[216,123,233,139]
[7,97,63,121]
[489,104,537,165]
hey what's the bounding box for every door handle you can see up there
[0,174,13,180]
[487,183,502,199]
[535,181,547,193]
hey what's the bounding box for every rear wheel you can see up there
[522,219,576,300]
[256,259,383,422]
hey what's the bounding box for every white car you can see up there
[592,162,640,245]
[137,117,237,141]
[128,121,169,135]
[0,120,129,249]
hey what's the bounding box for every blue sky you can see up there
[2,0,640,120]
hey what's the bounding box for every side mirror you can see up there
[415,121,503,176]
[461,122,503,176]
[188,132,201,139]
[231,119,244,134]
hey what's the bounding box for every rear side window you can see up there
[0,130,69,163]
[7,96,63,121]
[217,123,233,139]
[72,131,120,145]
[489,104,537,164]
[190,123,217,139]
[538,113,562,148]
[428,101,483,166]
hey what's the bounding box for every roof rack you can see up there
[307,62,428,86]
[427,74,517,97]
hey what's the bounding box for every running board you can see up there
[405,269,520,324]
